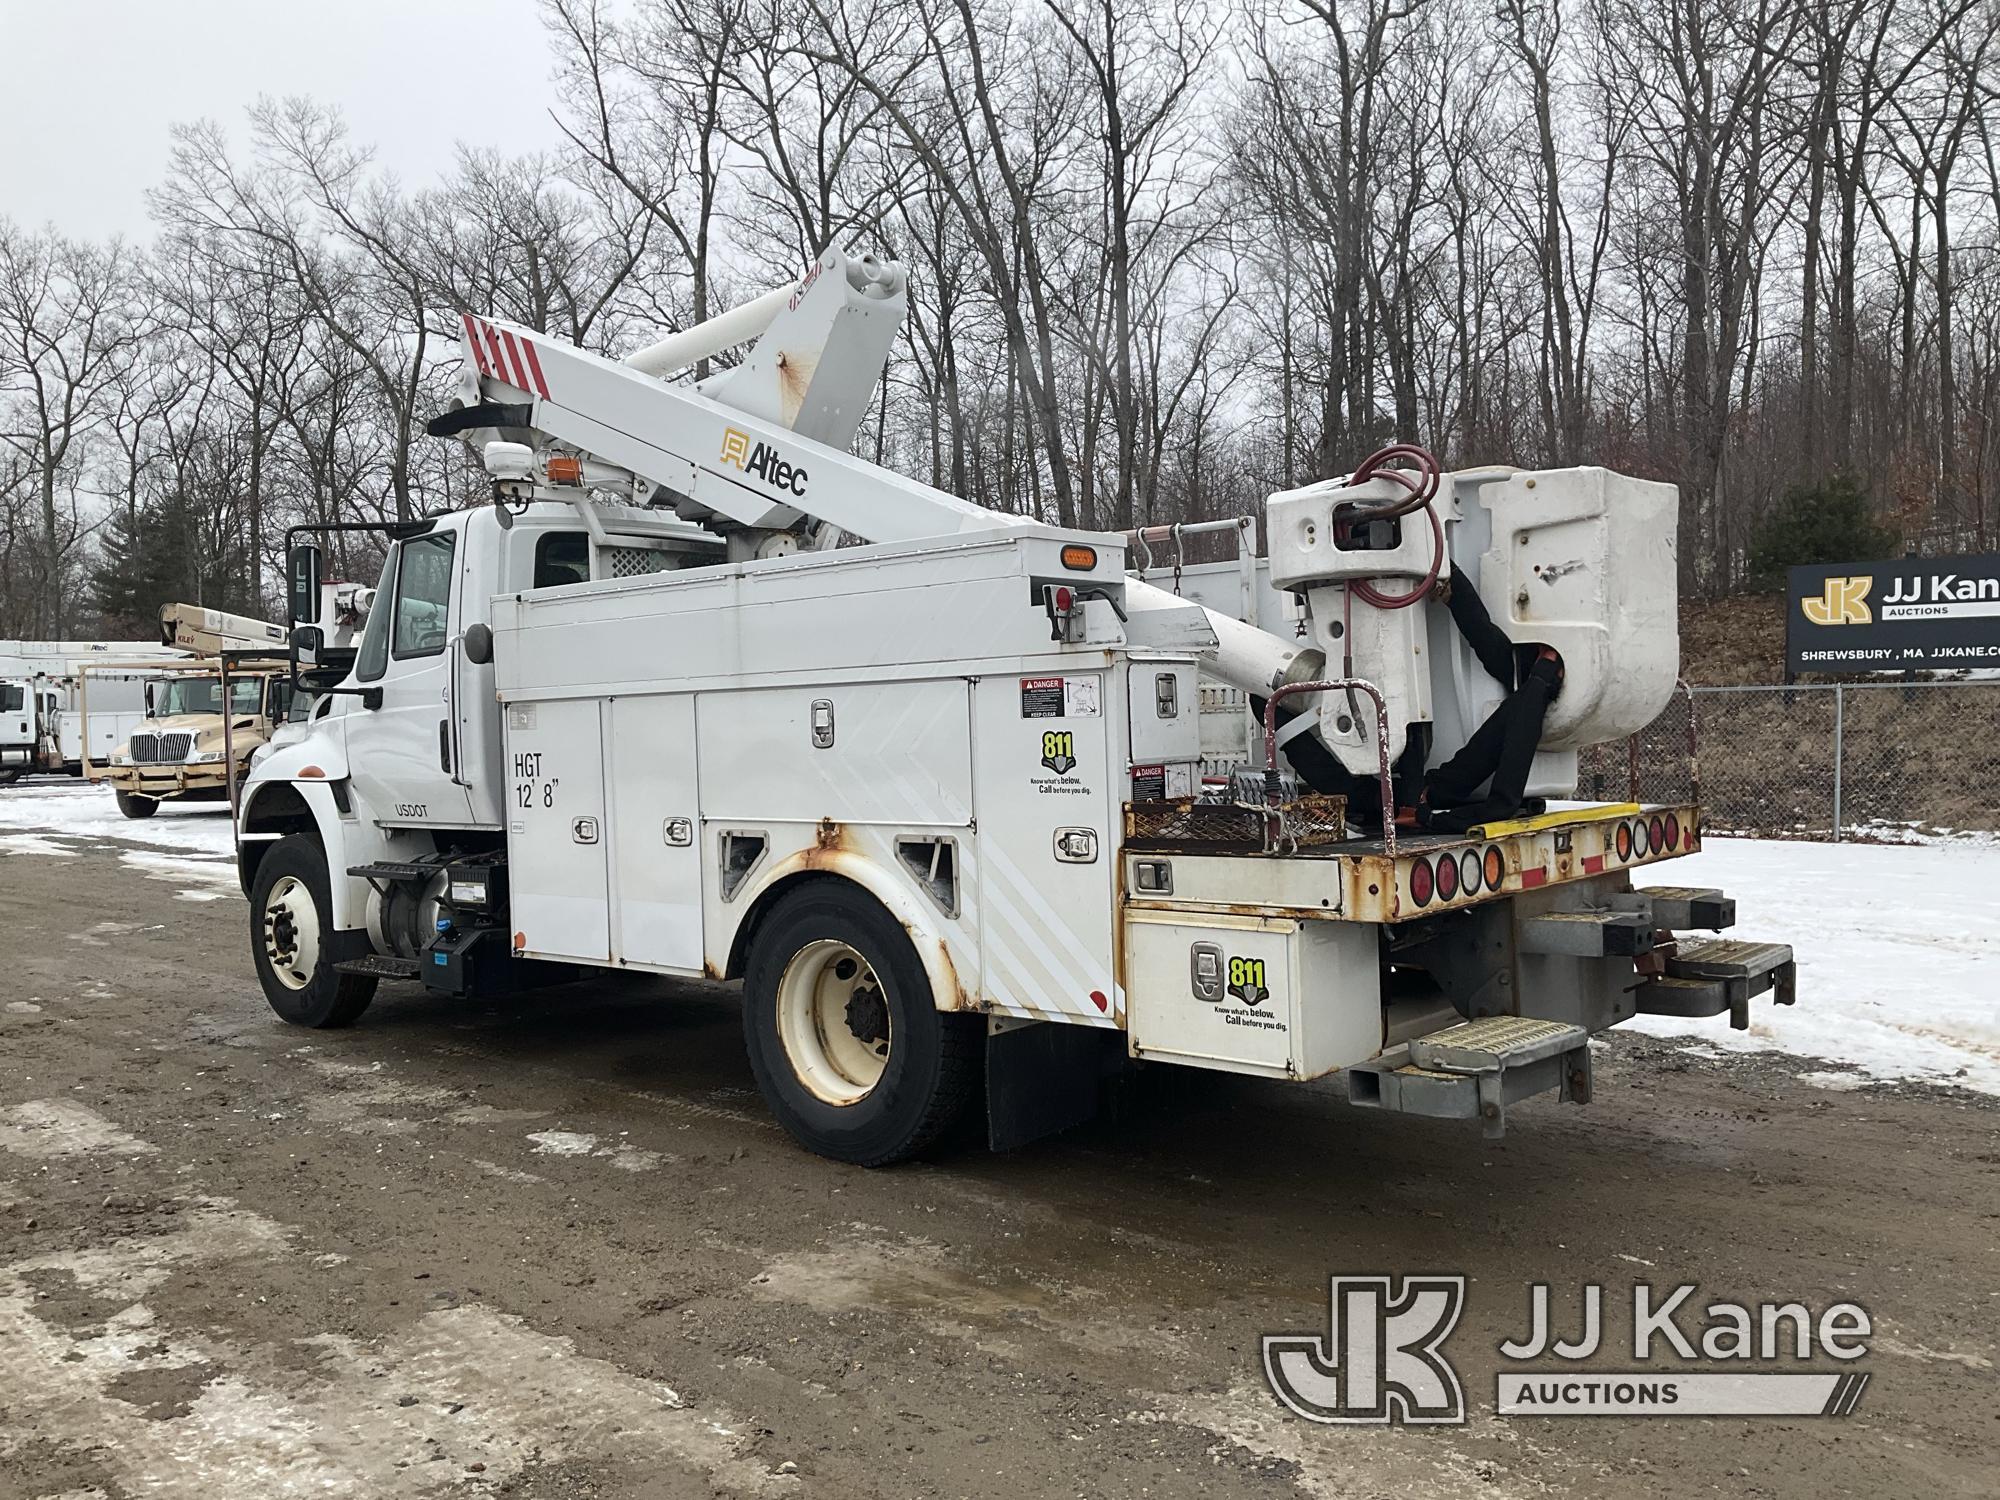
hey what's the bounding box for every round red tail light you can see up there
[1436,850,1460,901]
[1648,815,1665,853]
[1409,857,1434,907]
[1664,812,1681,850]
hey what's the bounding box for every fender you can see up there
[719,833,975,1015]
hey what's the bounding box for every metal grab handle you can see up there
[1263,678,1396,858]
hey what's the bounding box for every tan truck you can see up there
[89,605,294,819]
[92,663,295,817]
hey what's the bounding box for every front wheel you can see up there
[115,790,158,819]
[743,881,980,1166]
[248,833,376,1028]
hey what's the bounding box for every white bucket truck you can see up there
[237,247,1795,1164]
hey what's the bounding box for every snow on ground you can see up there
[0,778,1993,1095]
[1629,837,2000,1095]
[0,778,234,859]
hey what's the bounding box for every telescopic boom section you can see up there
[439,245,1022,546]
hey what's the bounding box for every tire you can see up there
[248,833,377,1028]
[743,880,981,1166]
[115,790,158,819]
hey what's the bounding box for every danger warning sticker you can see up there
[1020,676,1101,718]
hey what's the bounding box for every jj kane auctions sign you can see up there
[1787,553,2000,673]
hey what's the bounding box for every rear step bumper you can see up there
[1348,927,1797,1136]
[1637,938,1796,1030]
[1347,1015,1593,1139]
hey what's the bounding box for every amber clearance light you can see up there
[1060,544,1097,570]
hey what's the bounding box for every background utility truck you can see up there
[90,606,293,818]
[238,246,1796,1165]
[0,640,182,782]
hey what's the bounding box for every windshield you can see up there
[155,676,264,718]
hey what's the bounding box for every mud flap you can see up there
[986,1019,1120,1152]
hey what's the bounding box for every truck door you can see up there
[343,530,476,826]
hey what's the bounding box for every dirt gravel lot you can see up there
[1,817,1996,1498]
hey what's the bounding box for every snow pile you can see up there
[1632,838,2000,1096]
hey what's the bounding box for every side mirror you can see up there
[462,622,494,665]
[292,624,324,671]
[143,682,156,716]
[288,543,323,625]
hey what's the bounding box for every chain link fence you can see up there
[1577,682,2000,841]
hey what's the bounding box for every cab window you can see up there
[392,534,456,659]
[0,683,21,713]
[355,545,398,683]
[534,531,590,588]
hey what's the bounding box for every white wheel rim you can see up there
[775,939,891,1105]
[262,875,321,992]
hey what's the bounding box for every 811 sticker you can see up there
[1040,730,1078,774]
[1227,956,1270,1006]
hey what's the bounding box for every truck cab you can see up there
[0,679,29,782]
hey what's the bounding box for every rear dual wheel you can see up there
[743,881,979,1166]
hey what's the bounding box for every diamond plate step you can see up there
[1348,1014,1592,1139]
[1407,1015,1589,1072]
[333,954,423,980]
[348,860,443,884]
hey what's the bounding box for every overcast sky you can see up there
[0,0,566,241]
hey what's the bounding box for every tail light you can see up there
[1631,818,1649,858]
[1435,849,1460,901]
[1409,856,1434,907]
[1460,850,1481,896]
[1483,845,1505,889]
[1615,822,1633,860]
[1648,815,1665,853]
[1664,812,1681,851]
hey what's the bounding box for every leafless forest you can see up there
[4,0,1999,635]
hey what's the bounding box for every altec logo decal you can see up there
[720,428,809,497]
[1801,576,1872,626]
[462,314,551,400]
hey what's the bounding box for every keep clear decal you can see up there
[1019,676,1102,719]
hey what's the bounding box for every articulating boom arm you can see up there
[439,246,1023,549]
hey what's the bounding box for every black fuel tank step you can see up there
[333,954,424,980]
[348,861,443,884]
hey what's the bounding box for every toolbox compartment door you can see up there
[607,694,704,972]
[504,697,610,963]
